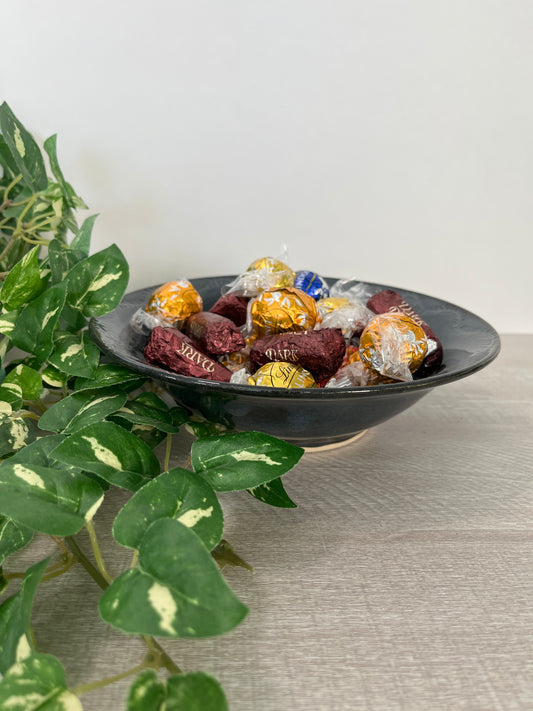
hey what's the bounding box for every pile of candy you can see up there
[130,257,442,389]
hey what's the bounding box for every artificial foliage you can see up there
[0,102,303,709]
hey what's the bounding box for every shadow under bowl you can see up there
[89,276,501,448]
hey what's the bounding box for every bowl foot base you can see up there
[302,429,368,453]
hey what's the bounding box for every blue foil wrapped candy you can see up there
[294,271,330,300]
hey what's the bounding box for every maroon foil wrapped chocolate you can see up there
[143,326,232,382]
[366,290,443,374]
[184,312,245,356]
[209,293,249,327]
[250,328,346,382]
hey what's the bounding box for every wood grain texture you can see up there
[2,334,532,710]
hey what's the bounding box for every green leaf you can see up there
[41,364,68,389]
[10,283,66,363]
[0,412,36,458]
[47,239,84,285]
[43,134,83,212]
[113,467,223,551]
[0,135,18,177]
[191,432,304,492]
[130,424,168,449]
[0,558,48,673]
[0,652,82,711]
[4,364,43,400]
[50,421,160,491]
[0,247,46,310]
[0,382,23,411]
[110,399,183,434]
[0,102,48,192]
[0,515,33,566]
[248,476,297,508]
[8,434,66,467]
[128,670,228,711]
[73,363,147,393]
[64,243,129,317]
[0,462,104,535]
[38,389,127,434]
[70,213,97,257]
[99,518,247,638]
[48,330,100,378]
[0,309,19,337]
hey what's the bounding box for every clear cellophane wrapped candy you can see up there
[224,257,296,298]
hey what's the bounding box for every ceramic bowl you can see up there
[89,276,501,449]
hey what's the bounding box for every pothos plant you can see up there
[0,102,304,710]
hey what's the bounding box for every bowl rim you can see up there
[89,276,501,400]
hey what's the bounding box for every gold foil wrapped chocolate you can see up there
[248,361,316,388]
[145,281,202,325]
[249,287,318,337]
[359,312,428,382]
[227,257,296,297]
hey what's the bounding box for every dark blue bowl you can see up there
[89,276,500,448]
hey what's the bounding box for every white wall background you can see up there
[2,1,532,332]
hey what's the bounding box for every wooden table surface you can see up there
[4,334,532,710]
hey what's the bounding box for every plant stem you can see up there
[62,536,182,675]
[41,556,77,582]
[143,636,182,674]
[71,659,151,696]
[0,235,16,262]
[85,520,114,585]
[13,194,37,237]
[64,536,110,590]
[183,455,192,470]
[164,433,172,471]
[130,550,139,569]
[2,173,22,203]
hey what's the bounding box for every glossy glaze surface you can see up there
[89,277,501,447]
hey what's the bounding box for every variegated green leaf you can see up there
[0,515,33,566]
[113,467,223,551]
[110,399,184,434]
[4,364,43,400]
[0,247,46,310]
[128,670,228,711]
[0,102,48,192]
[248,476,297,508]
[0,309,18,337]
[70,213,97,257]
[0,412,36,458]
[0,382,23,411]
[50,421,160,491]
[48,331,99,378]
[41,364,68,389]
[8,434,66,467]
[0,462,104,535]
[99,518,247,638]
[43,134,85,212]
[0,558,48,674]
[64,243,129,317]
[73,363,147,393]
[191,432,304,492]
[39,389,127,434]
[47,240,84,285]
[10,283,66,364]
[0,134,18,177]
[0,652,82,711]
